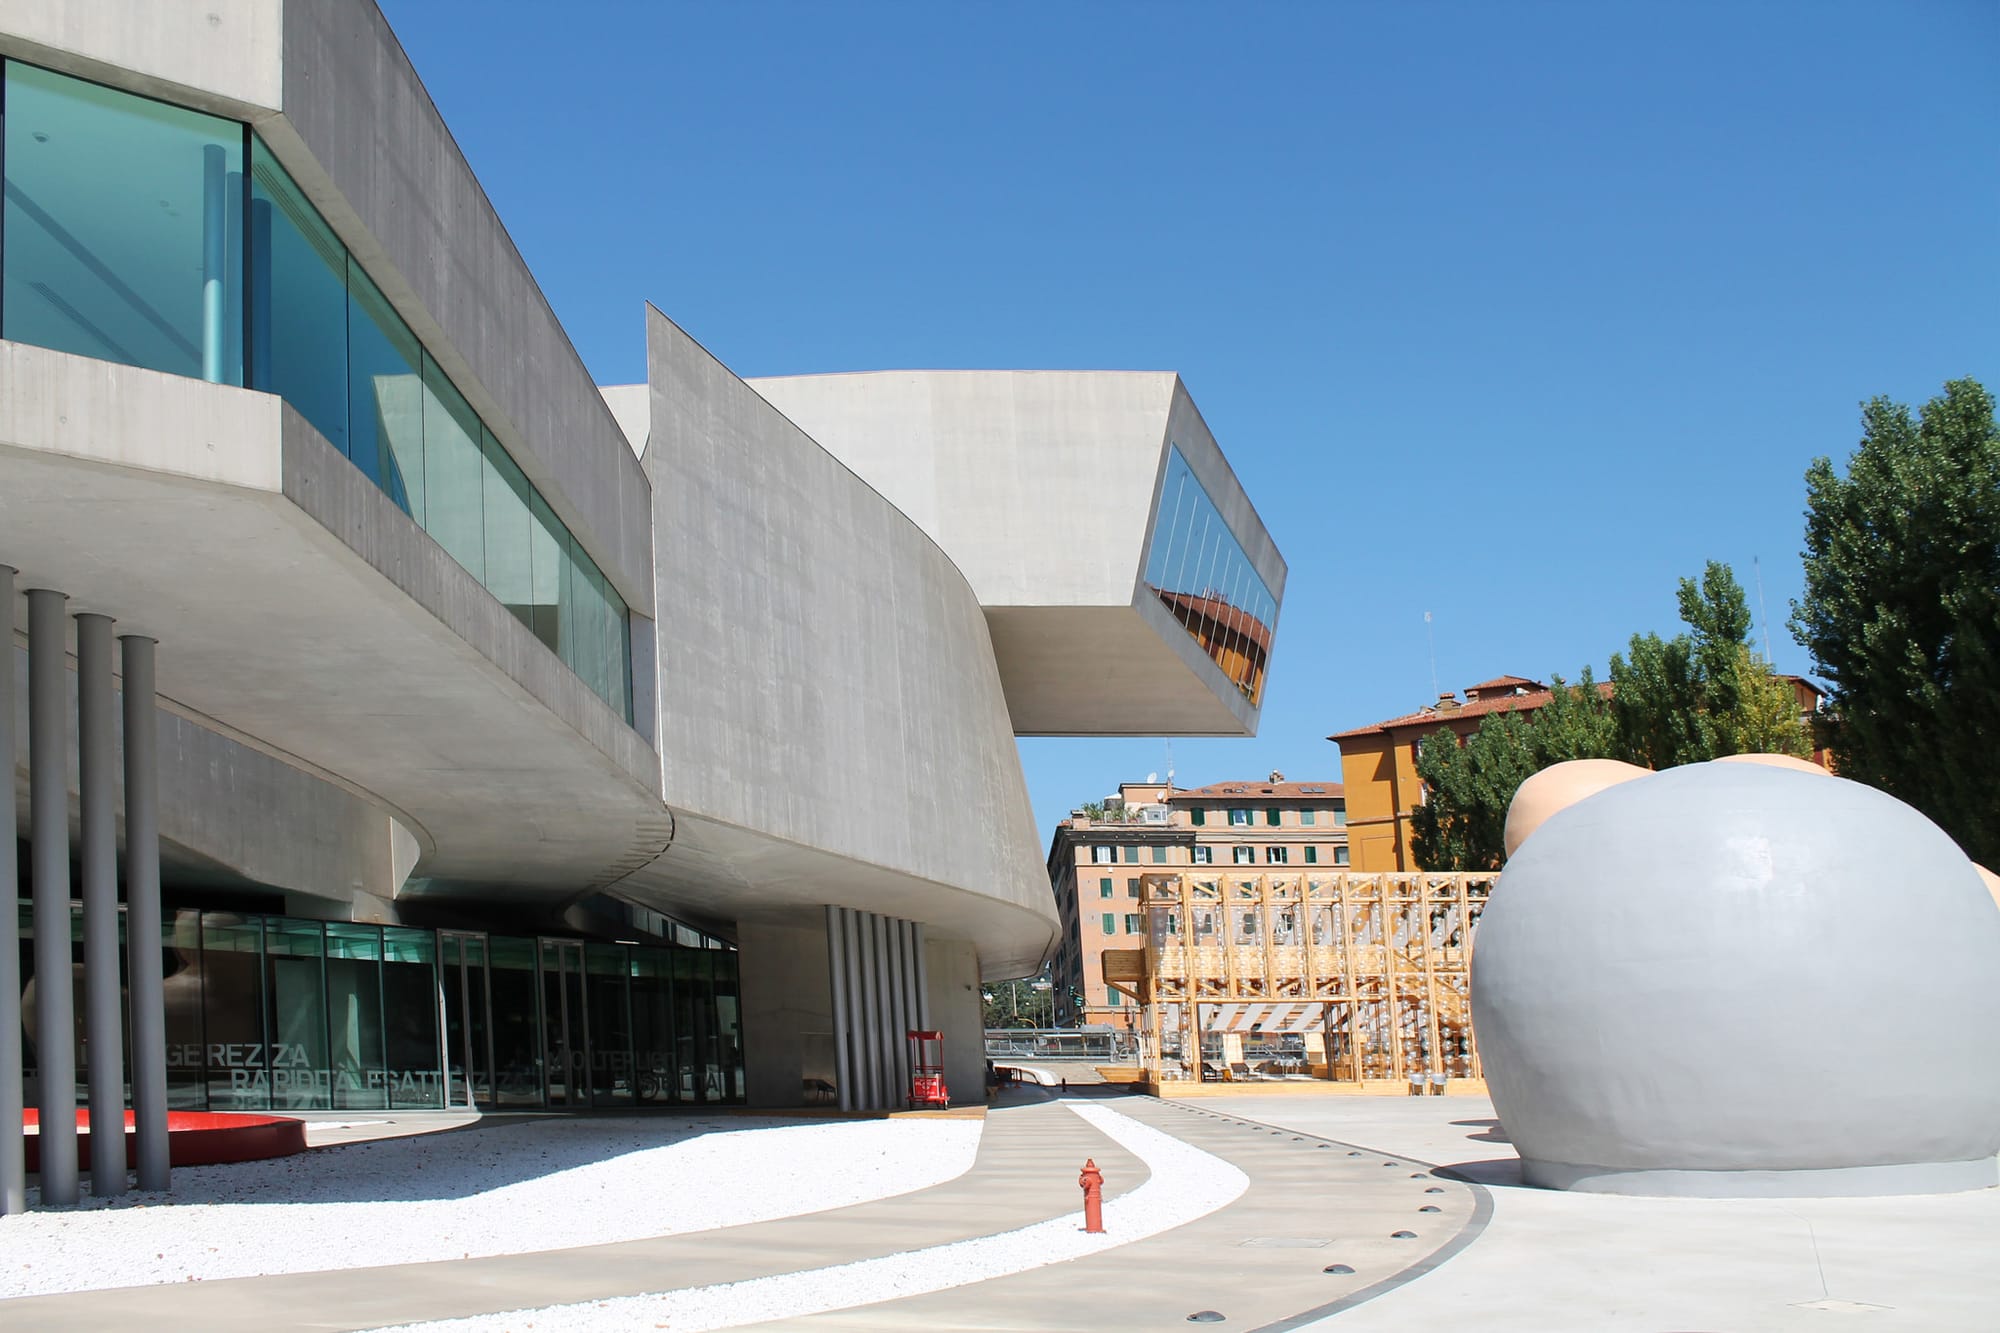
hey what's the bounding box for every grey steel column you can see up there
[860,908,884,1104]
[911,923,932,1030]
[0,569,24,1215]
[888,919,912,1105]
[122,635,167,1192]
[884,917,906,1109]
[843,910,868,1109]
[77,615,126,1195]
[872,914,895,1108]
[28,589,77,1205]
[824,907,853,1113]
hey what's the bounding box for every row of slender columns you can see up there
[0,570,167,1212]
[824,907,932,1111]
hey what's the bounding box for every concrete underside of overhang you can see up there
[990,599,1258,736]
[611,809,1058,981]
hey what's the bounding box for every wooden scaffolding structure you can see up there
[1103,871,1497,1090]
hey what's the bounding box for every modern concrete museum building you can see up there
[0,0,1282,1198]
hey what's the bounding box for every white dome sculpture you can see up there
[1472,761,2000,1196]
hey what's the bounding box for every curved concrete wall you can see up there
[631,310,1055,975]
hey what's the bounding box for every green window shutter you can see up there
[1102,913,1116,934]
[1151,845,1167,863]
[1123,846,1138,863]
[1305,846,1318,864]
[1100,877,1113,892]
[1191,809,1206,826]
[1266,808,1281,826]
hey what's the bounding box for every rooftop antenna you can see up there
[1165,739,1175,794]
[1753,557,1773,665]
[1425,611,1440,699]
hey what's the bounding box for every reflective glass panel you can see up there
[199,913,266,1109]
[481,427,536,632]
[586,944,634,1108]
[248,137,348,452]
[421,352,486,581]
[381,927,441,1108]
[486,935,542,1106]
[2,62,244,383]
[347,266,425,514]
[527,491,569,656]
[629,950,678,1105]
[264,917,330,1110]
[325,922,387,1109]
[1140,446,1277,705]
[162,907,205,1108]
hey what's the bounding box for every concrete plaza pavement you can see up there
[1190,1093,2000,1332]
[0,1087,1483,1332]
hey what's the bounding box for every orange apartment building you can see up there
[1047,775,1348,1028]
[1330,673,1828,871]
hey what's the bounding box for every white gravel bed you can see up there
[0,1115,981,1298]
[377,1099,1249,1333]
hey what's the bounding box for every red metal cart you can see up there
[907,1029,949,1109]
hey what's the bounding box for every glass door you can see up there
[440,932,494,1109]
[539,939,590,1106]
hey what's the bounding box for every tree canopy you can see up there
[1789,377,2000,866]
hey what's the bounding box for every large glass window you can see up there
[0,60,635,723]
[249,138,347,452]
[421,354,487,581]
[325,922,387,1110]
[265,917,330,1110]
[381,927,441,1109]
[2,63,244,384]
[1140,446,1278,705]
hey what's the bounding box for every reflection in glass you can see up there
[381,927,441,1108]
[200,914,265,1110]
[326,923,387,1110]
[249,137,348,452]
[2,62,244,384]
[422,354,487,581]
[347,265,426,515]
[586,944,634,1108]
[1139,446,1277,705]
[487,935,542,1106]
[482,428,537,633]
[264,917,330,1110]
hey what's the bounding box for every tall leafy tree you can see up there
[1409,711,1540,871]
[1789,378,2000,865]
[1610,562,1805,767]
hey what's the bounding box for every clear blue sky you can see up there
[381,0,1997,841]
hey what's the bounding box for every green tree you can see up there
[1610,562,1806,767]
[1789,377,2000,865]
[1534,667,1617,762]
[1409,710,1540,870]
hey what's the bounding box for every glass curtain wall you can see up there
[1140,446,1279,706]
[0,60,633,722]
[13,902,744,1112]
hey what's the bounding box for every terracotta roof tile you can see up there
[1168,780,1343,800]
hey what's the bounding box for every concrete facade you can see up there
[0,0,1283,1148]
[750,371,1285,735]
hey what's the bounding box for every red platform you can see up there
[23,1109,308,1171]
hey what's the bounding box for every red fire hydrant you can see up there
[1079,1158,1105,1233]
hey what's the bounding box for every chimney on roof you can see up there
[1434,692,1461,713]
[1269,770,1284,782]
